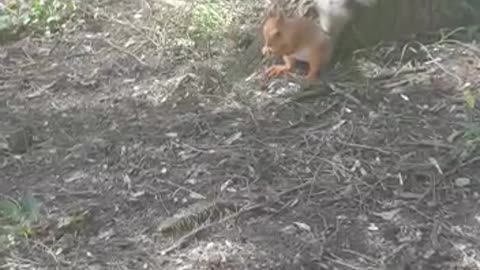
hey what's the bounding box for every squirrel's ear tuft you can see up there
[265,3,277,18]
[276,8,286,22]
[266,1,284,19]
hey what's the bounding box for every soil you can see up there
[1,1,480,269]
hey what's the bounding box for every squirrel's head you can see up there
[262,7,289,57]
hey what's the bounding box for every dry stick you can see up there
[398,140,455,150]
[340,142,392,155]
[326,251,380,270]
[266,180,323,215]
[160,203,264,255]
[32,240,60,265]
[278,181,313,197]
[102,38,149,67]
[380,78,410,89]
[414,41,463,87]
[157,180,206,199]
[434,27,480,55]
[445,156,480,176]
[316,99,342,117]
[382,243,408,265]
[374,66,428,81]
[327,83,371,112]
[247,106,259,127]
[443,39,480,55]
[341,249,380,265]
[407,205,480,243]
[81,5,160,48]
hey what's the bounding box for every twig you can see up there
[316,99,342,117]
[374,66,427,81]
[327,83,370,112]
[382,243,408,264]
[398,140,455,150]
[342,249,380,265]
[379,79,410,89]
[445,156,480,176]
[157,180,206,199]
[160,203,264,255]
[441,38,480,55]
[407,205,480,244]
[414,41,463,87]
[290,86,332,101]
[278,181,313,197]
[340,142,392,155]
[81,5,160,48]
[102,38,149,67]
[32,240,61,265]
[247,106,259,127]
[177,142,212,154]
[326,251,380,270]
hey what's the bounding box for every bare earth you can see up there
[1,1,480,269]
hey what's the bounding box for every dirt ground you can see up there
[1,1,480,269]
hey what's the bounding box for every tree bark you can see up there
[336,0,480,56]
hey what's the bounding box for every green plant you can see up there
[0,193,40,252]
[29,0,75,33]
[190,0,228,42]
[463,123,480,144]
[463,87,477,110]
[0,2,22,32]
[460,86,480,154]
[0,0,75,43]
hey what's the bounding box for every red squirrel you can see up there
[262,0,376,81]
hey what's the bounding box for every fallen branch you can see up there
[160,203,264,255]
[340,141,392,155]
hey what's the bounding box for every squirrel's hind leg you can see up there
[305,43,332,81]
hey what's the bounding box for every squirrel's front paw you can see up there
[266,65,291,78]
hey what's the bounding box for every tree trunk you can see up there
[336,0,480,56]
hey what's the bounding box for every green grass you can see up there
[0,0,76,43]
[189,0,231,44]
[0,192,40,252]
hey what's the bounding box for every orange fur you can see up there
[261,9,333,81]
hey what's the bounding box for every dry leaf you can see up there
[372,208,401,221]
[428,157,443,174]
[455,177,471,187]
[293,222,311,232]
[396,192,422,199]
[331,119,346,131]
[165,132,178,138]
[64,171,87,183]
[220,179,233,192]
[368,223,379,231]
[225,132,242,145]
[447,130,462,143]
[189,192,206,200]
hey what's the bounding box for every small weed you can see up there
[463,87,478,111]
[29,0,76,33]
[0,192,40,252]
[0,0,76,43]
[462,85,480,145]
[463,124,480,144]
[189,0,230,43]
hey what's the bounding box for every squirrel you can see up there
[262,0,376,81]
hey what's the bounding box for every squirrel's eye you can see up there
[272,31,281,38]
